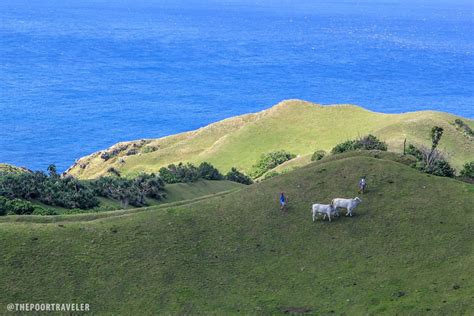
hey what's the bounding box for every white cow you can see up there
[312,203,337,222]
[331,197,362,217]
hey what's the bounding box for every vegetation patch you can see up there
[250,150,296,178]
[331,134,387,154]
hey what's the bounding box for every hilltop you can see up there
[66,100,474,179]
[1,152,472,314]
[0,163,31,174]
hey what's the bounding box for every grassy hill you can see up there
[0,163,30,174]
[66,100,474,179]
[1,152,472,314]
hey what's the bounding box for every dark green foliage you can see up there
[429,160,455,178]
[460,161,474,179]
[454,119,474,137]
[90,173,165,207]
[0,170,99,209]
[158,167,178,184]
[32,207,58,216]
[311,150,326,161]
[331,135,388,155]
[357,134,388,151]
[0,196,52,215]
[331,140,357,154]
[250,150,296,178]
[406,144,423,160]
[430,126,444,150]
[408,144,456,177]
[159,163,200,184]
[225,168,253,185]
[197,162,223,180]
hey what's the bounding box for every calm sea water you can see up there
[0,0,473,171]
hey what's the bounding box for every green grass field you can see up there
[1,152,472,314]
[66,100,474,179]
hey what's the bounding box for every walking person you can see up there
[359,176,367,194]
[279,192,288,211]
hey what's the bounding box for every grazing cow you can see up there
[331,197,362,217]
[312,203,337,222]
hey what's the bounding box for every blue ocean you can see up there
[0,0,473,171]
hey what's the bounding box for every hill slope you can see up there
[66,100,474,179]
[0,163,31,174]
[1,154,473,314]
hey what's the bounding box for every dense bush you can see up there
[460,161,474,179]
[0,164,167,212]
[90,173,165,208]
[225,168,253,185]
[197,162,224,180]
[250,150,296,178]
[311,150,326,161]
[429,160,455,178]
[0,196,55,216]
[406,144,423,161]
[159,163,200,184]
[331,135,387,155]
[0,168,99,209]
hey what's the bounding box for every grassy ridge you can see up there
[1,153,472,314]
[66,100,474,179]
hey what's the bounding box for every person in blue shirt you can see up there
[279,192,288,211]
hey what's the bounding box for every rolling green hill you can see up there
[65,100,474,179]
[1,152,472,314]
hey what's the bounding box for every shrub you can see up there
[159,166,178,184]
[331,140,357,155]
[331,135,387,154]
[311,150,326,161]
[0,197,36,215]
[197,162,223,180]
[460,161,474,179]
[429,160,455,178]
[407,143,455,178]
[0,170,99,210]
[225,168,253,185]
[358,134,388,151]
[250,150,296,178]
[406,144,423,160]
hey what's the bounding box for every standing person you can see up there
[359,176,367,194]
[279,192,288,211]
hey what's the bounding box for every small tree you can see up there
[225,168,253,185]
[250,150,296,178]
[197,162,223,180]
